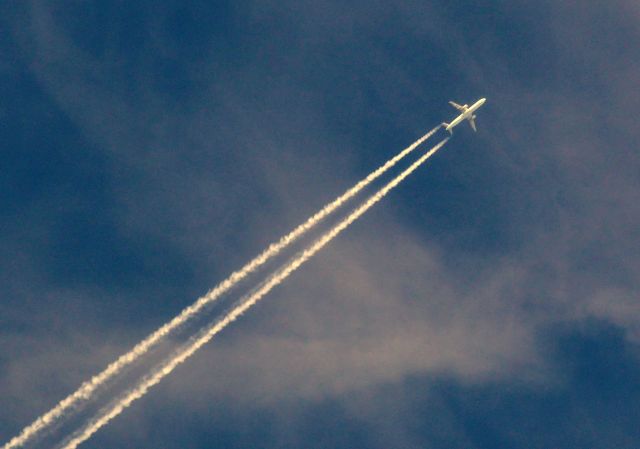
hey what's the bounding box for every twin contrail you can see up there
[59,136,449,449]
[2,126,440,449]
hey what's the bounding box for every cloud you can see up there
[155,217,541,409]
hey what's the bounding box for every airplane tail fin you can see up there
[441,123,452,134]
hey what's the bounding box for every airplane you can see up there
[442,98,486,134]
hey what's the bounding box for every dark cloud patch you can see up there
[430,322,640,449]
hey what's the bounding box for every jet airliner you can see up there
[442,98,486,134]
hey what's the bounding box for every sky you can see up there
[1,1,640,448]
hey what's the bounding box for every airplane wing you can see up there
[468,116,477,132]
[449,101,466,111]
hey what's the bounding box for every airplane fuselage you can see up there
[444,98,486,133]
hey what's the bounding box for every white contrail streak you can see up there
[59,137,449,449]
[2,126,440,449]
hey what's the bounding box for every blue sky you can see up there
[2,1,640,448]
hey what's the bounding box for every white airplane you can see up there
[442,98,486,134]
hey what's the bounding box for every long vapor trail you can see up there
[2,126,440,449]
[59,137,449,449]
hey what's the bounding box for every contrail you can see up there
[2,126,440,449]
[59,137,449,449]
